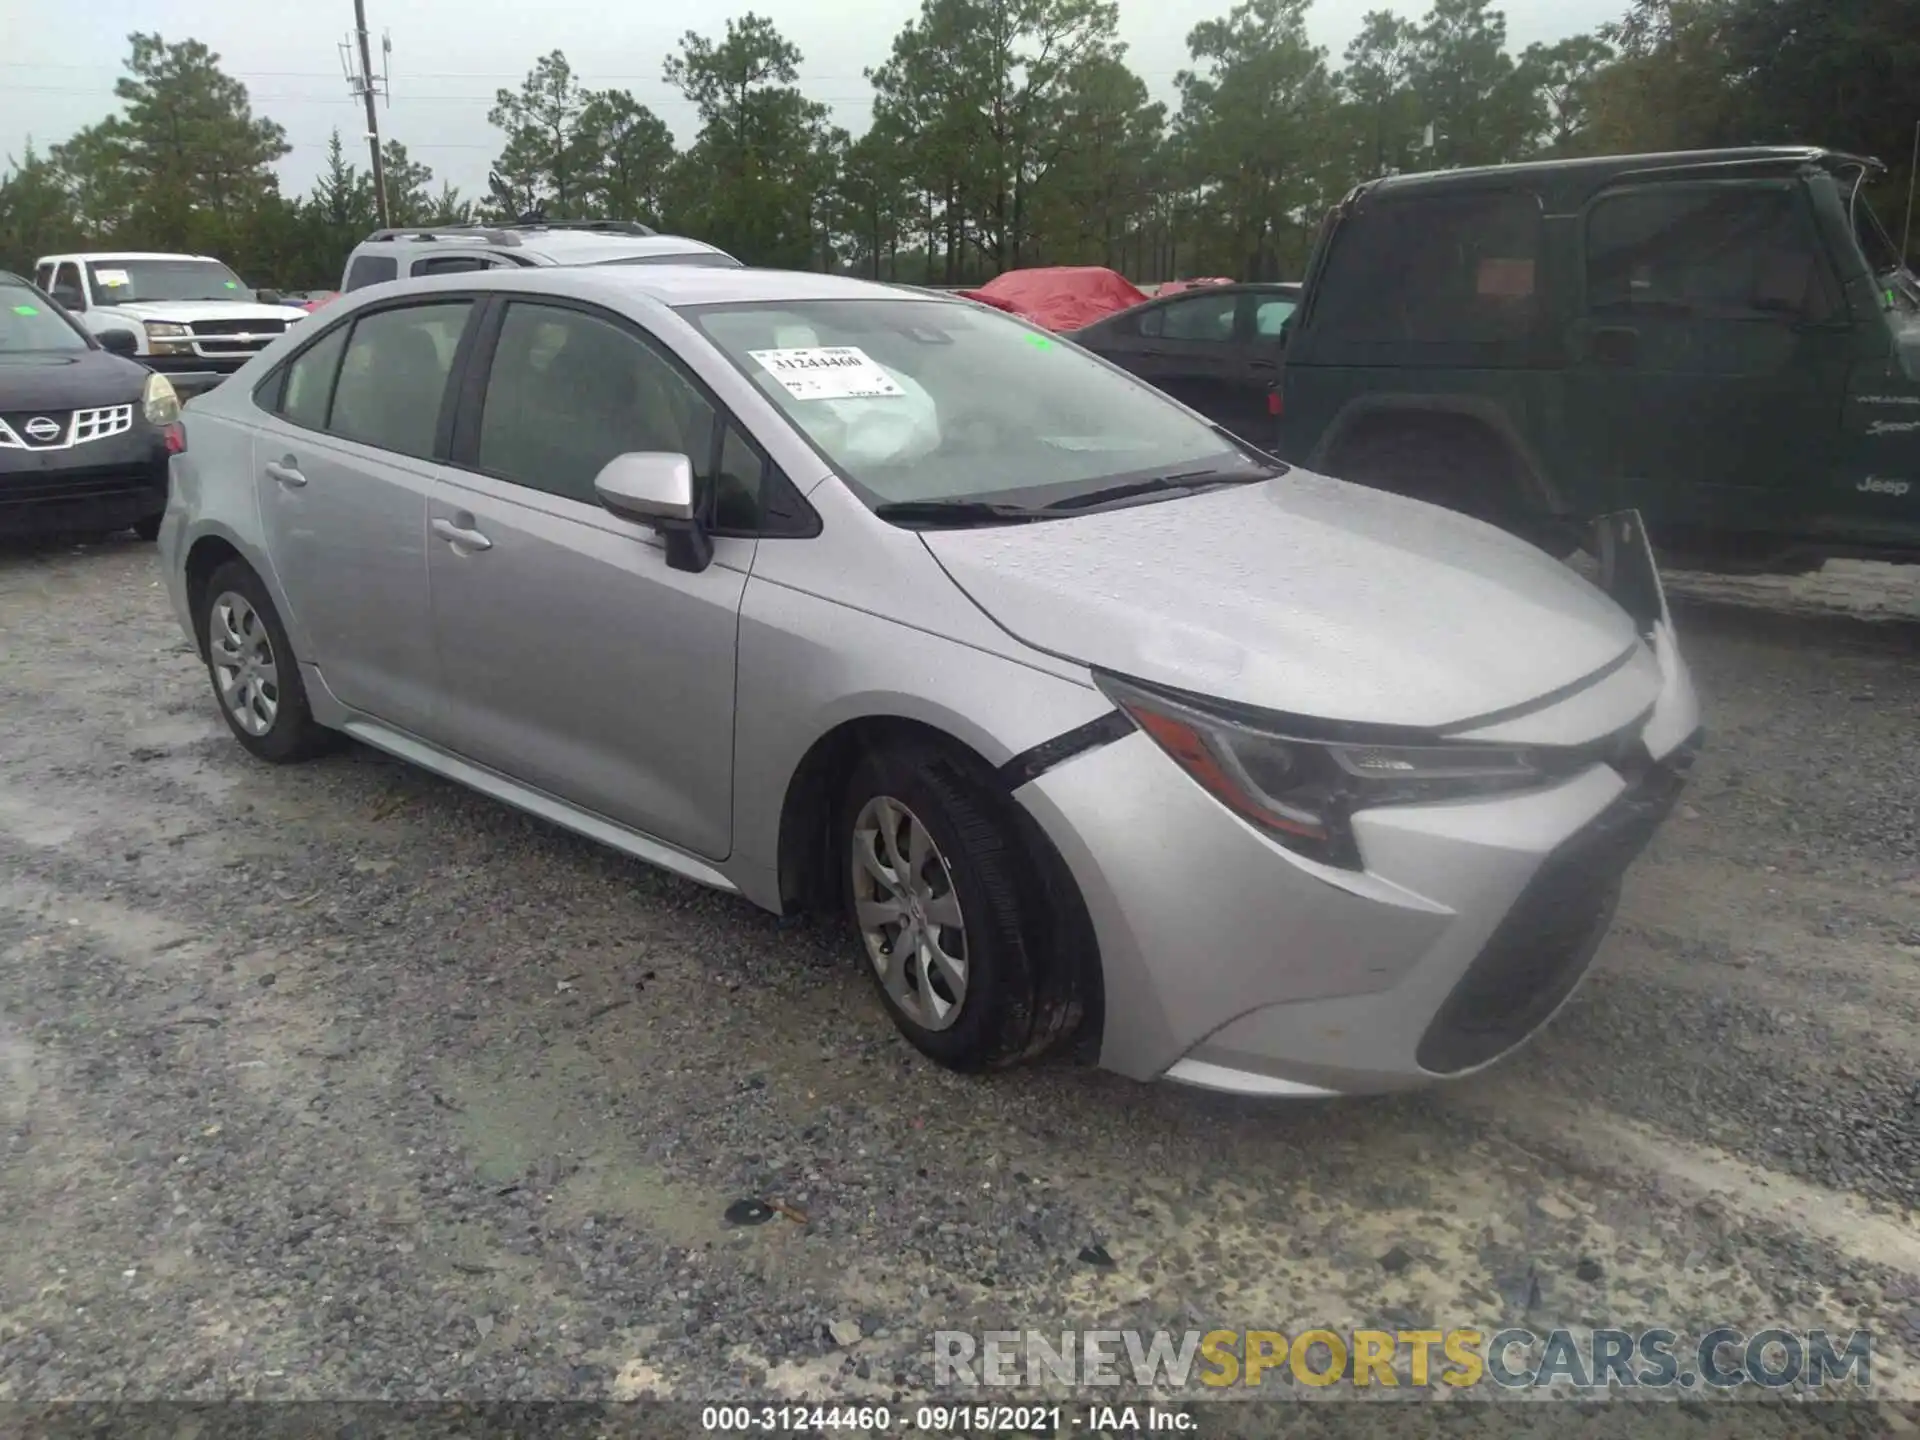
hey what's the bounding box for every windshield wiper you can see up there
[871,499,1052,528]
[1040,468,1270,512]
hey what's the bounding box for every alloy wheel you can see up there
[850,794,969,1030]
[209,590,280,737]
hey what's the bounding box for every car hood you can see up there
[920,471,1643,729]
[0,349,149,409]
[96,300,307,324]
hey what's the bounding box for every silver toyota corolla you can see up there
[157,266,1701,1096]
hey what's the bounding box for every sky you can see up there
[0,0,1623,204]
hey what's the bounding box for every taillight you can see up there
[1267,389,1283,417]
[164,422,186,454]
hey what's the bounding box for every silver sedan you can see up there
[157,265,1701,1095]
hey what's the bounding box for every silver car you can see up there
[156,267,1701,1096]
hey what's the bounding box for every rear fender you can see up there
[1314,395,1564,514]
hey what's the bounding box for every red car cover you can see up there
[956,266,1150,332]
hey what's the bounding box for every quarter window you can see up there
[1585,186,1837,322]
[475,301,725,509]
[328,301,471,458]
[343,253,399,291]
[279,322,351,430]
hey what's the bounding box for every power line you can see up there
[4,83,880,104]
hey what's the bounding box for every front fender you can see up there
[727,576,1115,914]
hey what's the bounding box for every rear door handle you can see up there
[264,459,306,488]
[431,516,492,552]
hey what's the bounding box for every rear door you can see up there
[423,296,756,861]
[1565,180,1853,533]
[251,296,478,736]
[1117,288,1281,443]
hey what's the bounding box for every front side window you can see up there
[475,302,721,508]
[0,287,89,351]
[688,298,1262,508]
[1141,291,1239,342]
[85,258,250,303]
[1586,185,1838,322]
[328,301,471,458]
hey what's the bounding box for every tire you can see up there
[131,515,162,542]
[198,560,335,764]
[838,741,1080,1072]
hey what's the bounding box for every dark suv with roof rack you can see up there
[339,220,742,294]
[1278,146,1920,572]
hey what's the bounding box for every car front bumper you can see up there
[141,355,241,400]
[0,427,171,537]
[1012,504,1702,1098]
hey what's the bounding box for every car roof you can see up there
[1354,146,1881,208]
[38,252,224,263]
[369,265,955,312]
[352,227,730,264]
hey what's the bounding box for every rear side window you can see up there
[1307,189,1543,354]
[1141,291,1239,342]
[1586,185,1838,322]
[343,253,398,291]
[279,323,351,430]
[328,301,471,458]
[411,254,496,276]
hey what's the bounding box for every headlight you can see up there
[142,372,181,426]
[142,321,194,355]
[144,322,191,338]
[1095,672,1560,868]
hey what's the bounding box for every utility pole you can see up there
[341,0,390,227]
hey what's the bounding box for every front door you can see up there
[252,297,475,736]
[1565,180,1852,536]
[425,297,752,862]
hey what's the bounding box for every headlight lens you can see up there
[1095,672,1557,868]
[143,322,191,338]
[142,372,181,426]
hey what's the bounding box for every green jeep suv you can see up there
[1278,147,1920,573]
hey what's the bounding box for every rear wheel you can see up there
[198,560,336,764]
[838,741,1080,1071]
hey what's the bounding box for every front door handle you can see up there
[431,516,492,552]
[264,458,306,488]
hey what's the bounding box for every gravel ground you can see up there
[0,542,1916,1433]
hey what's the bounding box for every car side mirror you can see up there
[593,452,713,573]
[98,328,140,357]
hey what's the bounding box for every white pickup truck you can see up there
[33,252,309,399]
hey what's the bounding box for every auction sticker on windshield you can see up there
[749,346,905,400]
[95,269,130,287]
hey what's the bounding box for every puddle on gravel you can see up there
[441,1038,727,1250]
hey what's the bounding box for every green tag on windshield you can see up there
[224,280,238,289]
[12,304,38,316]
[1025,334,1053,349]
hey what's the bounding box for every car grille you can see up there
[1414,736,1697,1075]
[190,318,288,338]
[0,405,135,451]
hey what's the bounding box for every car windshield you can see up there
[87,259,254,303]
[687,297,1263,508]
[0,289,88,352]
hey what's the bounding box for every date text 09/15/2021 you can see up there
[699,1404,1196,1432]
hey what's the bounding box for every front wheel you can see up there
[838,742,1079,1072]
